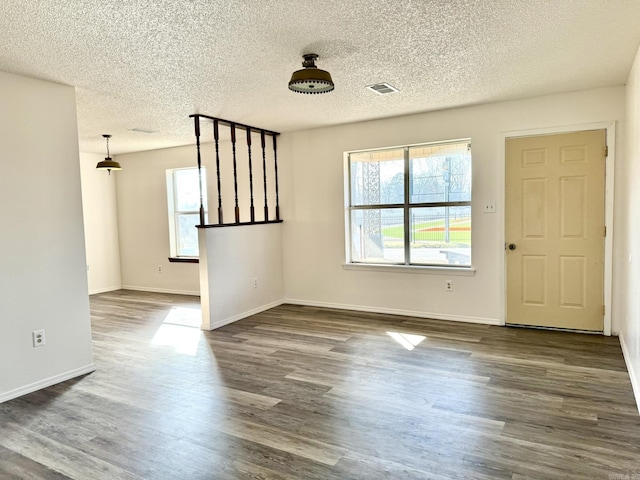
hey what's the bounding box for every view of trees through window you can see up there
[167,167,207,257]
[348,141,471,266]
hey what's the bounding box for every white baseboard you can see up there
[89,285,122,295]
[121,285,200,296]
[619,332,640,415]
[0,364,96,404]
[203,299,285,331]
[283,298,502,325]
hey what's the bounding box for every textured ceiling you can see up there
[1,1,640,154]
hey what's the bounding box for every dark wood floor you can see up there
[1,290,639,479]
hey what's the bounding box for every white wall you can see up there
[0,71,94,402]
[199,223,283,330]
[280,87,625,326]
[618,46,640,411]
[113,87,625,333]
[79,152,122,294]
[115,145,201,295]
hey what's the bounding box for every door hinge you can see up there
[604,226,607,237]
[602,305,606,316]
[604,145,609,158]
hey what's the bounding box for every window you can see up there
[166,167,207,258]
[346,140,472,267]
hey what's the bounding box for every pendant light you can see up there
[288,53,334,94]
[96,134,121,174]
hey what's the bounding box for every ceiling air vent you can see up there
[366,83,399,95]
[131,128,158,134]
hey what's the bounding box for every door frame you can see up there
[500,121,616,335]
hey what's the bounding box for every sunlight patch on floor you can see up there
[387,331,425,351]
[151,307,202,355]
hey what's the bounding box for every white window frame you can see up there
[344,139,473,271]
[166,167,207,258]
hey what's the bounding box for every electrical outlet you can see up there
[253,277,258,289]
[445,280,453,292]
[32,330,45,347]
[158,265,162,274]
[483,202,496,213]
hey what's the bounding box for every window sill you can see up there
[168,257,199,264]
[342,263,476,276]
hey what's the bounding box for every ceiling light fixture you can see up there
[288,53,334,94]
[96,134,121,175]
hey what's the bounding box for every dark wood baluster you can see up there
[273,134,280,220]
[247,128,255,223]
[194,116,205,226]
[230,123,240,223]
[213,119,223,224]
[261,130,269,221]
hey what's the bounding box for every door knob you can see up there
[508,243,516,250]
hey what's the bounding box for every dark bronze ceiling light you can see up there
[288,53,335,94]
[96,134,122,174]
